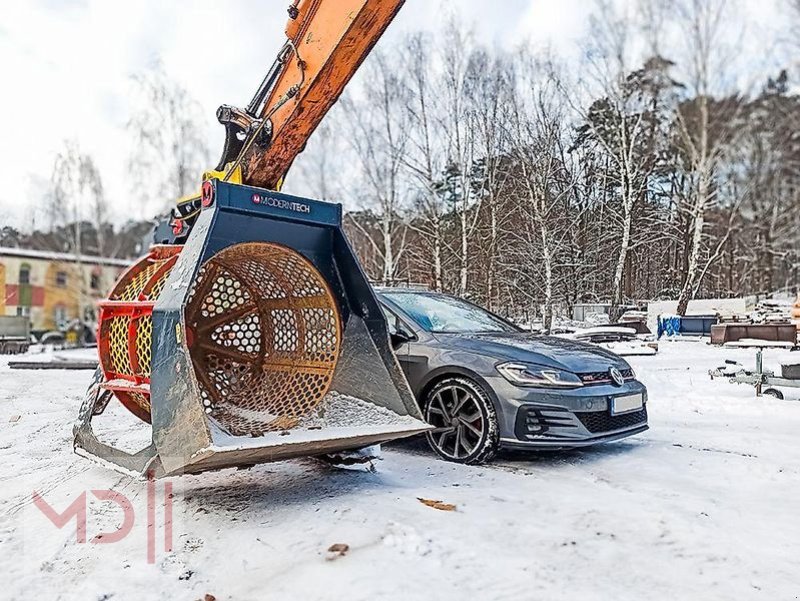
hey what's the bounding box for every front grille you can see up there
[576,406,648,434]
[579,368,634,385]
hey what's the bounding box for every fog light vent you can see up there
[514,406,577,440]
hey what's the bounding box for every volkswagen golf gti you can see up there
[376,289,649,464]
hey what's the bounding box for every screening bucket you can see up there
[74,180,429,477]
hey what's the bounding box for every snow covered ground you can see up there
[1,340,799,601]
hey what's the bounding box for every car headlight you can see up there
[496,362,583,388]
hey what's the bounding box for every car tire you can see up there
[423,376,499,465]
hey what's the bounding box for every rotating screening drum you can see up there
[75,180,430,478]
[185,242,342,435]
[95,245,181,423]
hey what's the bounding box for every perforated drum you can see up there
[96,245,181,423]
[184,242,342,435]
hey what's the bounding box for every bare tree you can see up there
[48,141,109,322]
[50,140,107,256]
[127,63,210,216]
[291,121,339,201]
[672,0,743,314]
[467,49,514,309]
[340,49,411,285]
[572,1,679,319]
[441,19,480,296]
[401,33,448,291]
[505,57,579,332]
[275,9,798,320]
[725,72,800,295]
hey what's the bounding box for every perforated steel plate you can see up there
[185,242,342,436]
[97,247,179,422]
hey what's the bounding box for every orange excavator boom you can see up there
[215,0,405,190]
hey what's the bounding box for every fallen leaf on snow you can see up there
[417,497,456,511]
[326,543,349,560]
[8,415,20,423]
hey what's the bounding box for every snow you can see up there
[0,246,131,267]
[562,327,659,356]
[13,345,100,364]
[203,392,426,455]
[1,340,800,600]
[725,339,796,348]
[205,422,424,454]
[646,298,748,332]
[209,391,420,439]
[573,326,639,336]
[298,391,421,429]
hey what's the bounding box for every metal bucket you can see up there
[75,181,429,477]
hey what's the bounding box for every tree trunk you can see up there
[609,198,633,321]
[676,184,707,315]
[486,200,497,309]
[381,211,394,285]
[459,202,468,295]
[537,212,554,333]
[432,211,443,291]
[677,93,711,316]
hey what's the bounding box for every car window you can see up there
[381,305,400,336]
[381,292,518,334]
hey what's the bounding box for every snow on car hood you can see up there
[434,331,630,373]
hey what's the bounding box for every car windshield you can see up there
[382,292,518,334]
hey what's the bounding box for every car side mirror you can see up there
[390,326,413,348]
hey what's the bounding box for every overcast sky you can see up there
[0,0,789,231]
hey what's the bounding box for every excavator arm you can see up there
[216,0,404,189]
[158,0,404,244]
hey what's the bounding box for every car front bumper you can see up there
[499,423,649,450]
[484,375,649,449]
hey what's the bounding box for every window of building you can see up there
[83,306,96,322]
[54,304,68,326]
[19,264,30,285]
[56,271,68,288]
[90,273,100,290]
[16,306,30,317]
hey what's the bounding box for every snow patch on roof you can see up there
[0,246,133,267]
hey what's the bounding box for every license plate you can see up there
[611,393,643,415]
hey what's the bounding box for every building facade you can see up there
[0,247,131,334]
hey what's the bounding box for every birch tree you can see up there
[127,63,210,216]
[505,59,577,332]
[672,0,742,314]
[572,1,678,319]
[49,141,109,319]
[341,49,411,285]
[467,49,513,309]
[50,141,107,256]
[441,20,479,296]
[402,33,448,291]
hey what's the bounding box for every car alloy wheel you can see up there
[423,376,498,464]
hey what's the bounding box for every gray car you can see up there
[376,289,649,464]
